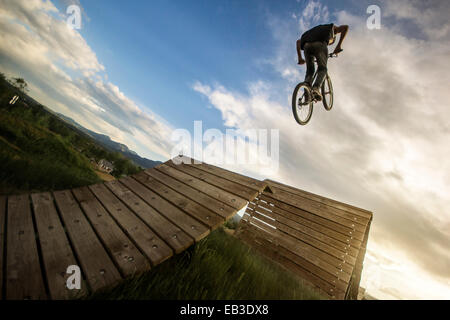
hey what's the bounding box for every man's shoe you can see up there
[303,90,311,104]
[312,87,322,101]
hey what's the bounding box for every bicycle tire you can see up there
[321,74,333,111]
[292,83,313,125]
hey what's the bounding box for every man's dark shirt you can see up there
[300,24,334,50]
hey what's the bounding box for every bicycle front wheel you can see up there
[321,74,333,111]
[292,83,313,125]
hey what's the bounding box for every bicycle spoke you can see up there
[299,94,305,106]
[292,84,313,124]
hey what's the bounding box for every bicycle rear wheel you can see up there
[321,74,333,111]
[292,83,313,125]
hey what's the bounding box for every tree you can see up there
[12,77,28,92]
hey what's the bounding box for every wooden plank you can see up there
[244,213,331,264]
[89,183,173,266]
[254,198,362,249]
[243,213,352,281]
[257,205,359,258]
[0,196,5,300]
[235,227,335,296]
[260,194,365,240]
[72,187,151,277]
[277,248,346,300]
[269,184,372,225]
[347,219,372,299]
[242,212,275,234]
[53,190,121,292]
[237,221,346,299]
[155,164,247,210]
[166,161,258,201]
[266,189,369,230]
[247,205,357,265]
[105,180,193,253]
[133,172,224,230]
[260,194,364,241]
[145,168,236,220]
[276,229,354,279]
[247,204,355,265]
[277,245,348,293]
[251,200,361,250]
[271,188,369,229]
[235,223,333,296]
[120,176,210,241]
[6,194,47,299]
[178,157,266,192]
[239,220,349,294]
[31,193,81,299]
[248,203,359,258]
[266,179,372,219]
[237,227,278,261]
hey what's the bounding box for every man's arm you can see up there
[333,25,349,54]
[296,39,305,65]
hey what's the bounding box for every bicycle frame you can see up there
[310,53,337,88]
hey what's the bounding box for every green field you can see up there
[86,227,324,300]
[0,73,142,194]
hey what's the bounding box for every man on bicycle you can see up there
[296,24,349,101]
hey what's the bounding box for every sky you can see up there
[0,0,449,300]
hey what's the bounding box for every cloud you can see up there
[298,0,329,31]
[0,0,174,161]
[383,0,450,41]
[193,0,450,299]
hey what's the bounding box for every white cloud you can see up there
[193,1,450,299]
[298,0,329,31]
[0,0,174,161]
[383,0,450,41]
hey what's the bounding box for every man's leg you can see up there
[303,43,315,87]
[312,42,328,92]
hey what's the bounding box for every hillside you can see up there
[55,113,161,169]
[0,73,159,194]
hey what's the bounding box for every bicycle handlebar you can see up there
[307,50,342,64]
[330,48,343,57]
[313,53,339,63]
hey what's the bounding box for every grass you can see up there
[93,169,116,181]
[223,217,239,230]
[0,74,142,194]
[0,110,102,193]
[86,228,324,300]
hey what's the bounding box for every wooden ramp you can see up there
[0,156,373,300]
[235,179,373,300]
[0,157,264,300]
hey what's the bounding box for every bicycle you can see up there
[292,53,337,125]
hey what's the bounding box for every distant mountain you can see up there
[56,113,162,169]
